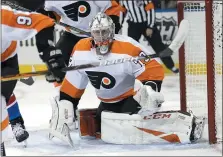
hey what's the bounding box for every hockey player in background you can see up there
[1,0,66,155]
[35,0,123,130]
[48,13,205,147]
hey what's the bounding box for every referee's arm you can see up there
[145,0,156,29]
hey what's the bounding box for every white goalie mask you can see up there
[89,12,115,56]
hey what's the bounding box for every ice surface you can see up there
[4,76,222,156]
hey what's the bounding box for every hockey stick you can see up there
[19,77,35,86]
[1,20,189,82]
[159,19,189,57]
[57,22,91,36]
[19,66,36,86]
[58,19,189,57]
[1,54,159,81]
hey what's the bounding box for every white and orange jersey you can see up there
[60,34,164,103]
[44,0,119,37]
[1,5,55,62]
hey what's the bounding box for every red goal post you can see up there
[177,0,222,144]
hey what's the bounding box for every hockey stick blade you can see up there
[1,54,159,82]
[20,77,35,86]
[159,19,189,57]
[19,66,36,86]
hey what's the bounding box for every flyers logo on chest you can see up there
[86,71,116,89]
[62,1,91,21]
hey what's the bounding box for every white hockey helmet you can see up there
[89,12,115,55]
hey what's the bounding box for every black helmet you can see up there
[2,0,45,11]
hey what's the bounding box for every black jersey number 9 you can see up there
[17,16,32,26]
[62,1,91,22]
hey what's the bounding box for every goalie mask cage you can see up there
[177,0,222,144]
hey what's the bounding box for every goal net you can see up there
[177,0,222,144]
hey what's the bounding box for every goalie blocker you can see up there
[77,109,205,144]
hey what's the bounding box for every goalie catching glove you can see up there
[39,40,66,83]
[133,80,164,116]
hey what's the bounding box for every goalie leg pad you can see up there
[101,110,204,144]
[49,94,76,132]
[77,108,100,138]
[49,99,75,147]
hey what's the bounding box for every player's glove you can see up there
[137,86,164,116]
[39,41,66,83]
[133,80,164,116]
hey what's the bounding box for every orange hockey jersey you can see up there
[1,5,55,62]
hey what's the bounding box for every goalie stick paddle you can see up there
[1,20,189,82]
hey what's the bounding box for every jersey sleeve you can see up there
[60,47,89,99]
[60,69,88,99]
[1,6,55,41]
[124,37,164,82]
[130,58,164,82]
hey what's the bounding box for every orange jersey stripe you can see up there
[61,78,85,98]
[71,38,92,55]
[1,41,17,62]
[1,116,9,131]
[136,60,164,81]
[98,88,136,102]
[111,40,141,56]
[1,8,55,32]
[145,2,155,11]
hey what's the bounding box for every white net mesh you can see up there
[212,1,222,142]
[181,1,222,143]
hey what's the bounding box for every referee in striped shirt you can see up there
[119,0,179,73]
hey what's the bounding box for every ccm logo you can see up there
[143,113,171,120]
